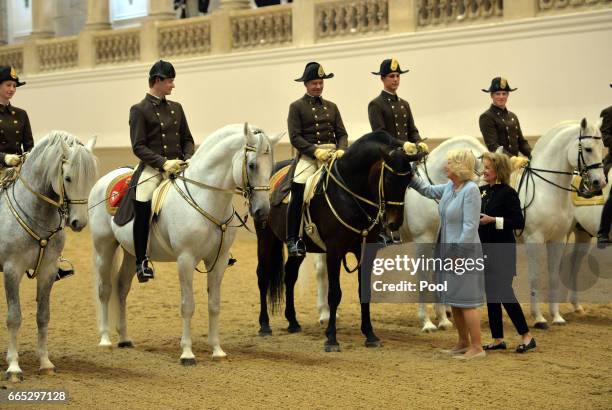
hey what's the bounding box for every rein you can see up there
[170,142,270,273]
[515,132,603,237]
[3,157,88,279]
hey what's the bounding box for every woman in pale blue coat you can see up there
[410,149,485,360]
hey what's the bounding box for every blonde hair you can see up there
[481,151,512,184]
[446,150,477,182]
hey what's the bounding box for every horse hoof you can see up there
[287,324,302,334]
[258,326,273,337]
[39,367,55,376]
[180,358,197,366]
[324,342,341,353]
[574,305,585,315]
[5,371,23,382]
[552,318,567,325]
[437,320,453,331]
[365,339,382,348]
[118,341,134,348]
[533,322,549,330]
[421,323,437,333]
[212,354,228,361]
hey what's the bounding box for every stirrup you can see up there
[55,256,75,281]
[287,238,306,257]
[136,258,155,283]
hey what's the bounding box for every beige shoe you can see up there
[453,351,486,360]
[440,347,468,355]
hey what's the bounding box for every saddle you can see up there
[570,175,604,206]
[269,162,327,251]
[107,170,173,220]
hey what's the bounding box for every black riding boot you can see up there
[597,195,612,248]
[133,199,154,282]
[286,183,306,257]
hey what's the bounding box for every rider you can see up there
[479,77,532,169]
[0,66,33,179]
[596,83,612,247]
[368,58,428,243]
[130,60,195,282]
[286,62,348,257]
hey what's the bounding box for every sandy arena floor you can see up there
[0,228,611,409]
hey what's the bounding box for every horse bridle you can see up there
[514,131,603,237]
[171,141,270,272]
[323,155,411,237]
[4,156,88,279]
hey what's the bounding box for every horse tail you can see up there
[256,222,285,313]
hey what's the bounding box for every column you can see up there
[83,0,111,31]
[504,0,538,21]
[388,0,418,33]
[217,0,250,10]
[148,0,175,20]
[0,0,7,45]
[28,0,54,39]
[292,0,315,46]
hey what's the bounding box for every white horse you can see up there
[89,124,279,364]
[1,131,97,382]
[565,167,612,313]
[513,119,605,327]
[400,136,487,332]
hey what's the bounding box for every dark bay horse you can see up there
[256,131,425,351]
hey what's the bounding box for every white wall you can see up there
[7,0,32,42]
[10,10,612,148]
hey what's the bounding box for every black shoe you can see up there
[136,258,154,283]
[287,238,306,257]
[483,341,507,351]
[516,338,536,353]
[597,234,611,249]
[55,267,74,282]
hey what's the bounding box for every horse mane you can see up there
[532,120,599,156]
[26,130,98,189]
[191,123,268,162]
[340,131,402,168]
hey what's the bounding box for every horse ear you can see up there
[244,122,256,146]
[60,138,71,158]
[85,136,97,152]
[268,131,285,147]
[580,118,587,130]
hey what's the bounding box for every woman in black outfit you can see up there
[479,152,535,353]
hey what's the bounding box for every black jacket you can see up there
[479,104,531,157]
[478,183,524,244]
[129,94,194,171]
[368,91,421,142]
[0,103,34,165]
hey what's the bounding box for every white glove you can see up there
[162,159,185,174]
[333,149,345,159]
[403,142,417,155]
[314,148,332,162]
[417,142,429,153]
[4,154,21,166]
[510,156,529,170]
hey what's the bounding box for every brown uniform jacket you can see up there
[129,94,195,171]
[479,104,531,157]
[600,105,612,171]
[368,91,421,142]
[287,94,348,159]
[0,103,34,165]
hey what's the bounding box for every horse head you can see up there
[376,146,426,232]
[233,123,279,229]
[59,134,98,231]
[570,118,606,193]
